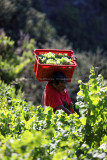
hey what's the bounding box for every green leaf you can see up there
[80,117,86,125]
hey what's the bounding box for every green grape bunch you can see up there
[38,52,73,65]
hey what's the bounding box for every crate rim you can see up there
[34,49,74,53]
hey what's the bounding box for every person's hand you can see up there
[55,105,72,116]
[63,102,68,108]
[72,55,77,62]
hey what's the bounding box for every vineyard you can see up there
[0,67,107,160]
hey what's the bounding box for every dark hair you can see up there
[49,71,67,85]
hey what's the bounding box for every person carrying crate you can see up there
[44,71,74,115]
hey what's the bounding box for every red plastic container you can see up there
[34,49,77,82]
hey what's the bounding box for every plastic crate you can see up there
[34,49,77,82]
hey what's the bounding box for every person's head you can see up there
[49,71,67,92]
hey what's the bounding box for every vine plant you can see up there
[76,66,107,147]
[0,67,107,160]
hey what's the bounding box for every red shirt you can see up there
[44,82,74,113]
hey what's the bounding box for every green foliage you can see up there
[0,0,106,116]
[0,31,30,84]
[22,38,35,62]
[76,66,107,146]
[0,0,31,40]
[0,67,107,159]
[0,31,14,60]
[25,8,56,46]
[0,0,107,51]
[0,0,56,44]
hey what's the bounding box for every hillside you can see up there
[0,0,107,106]
[0,2,107,158]
[40,0,107,51]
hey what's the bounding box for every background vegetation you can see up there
[0,0,107,106]
[0,1,107,159]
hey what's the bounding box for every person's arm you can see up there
[55,105,72,116]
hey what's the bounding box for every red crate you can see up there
[34,49,77,82]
